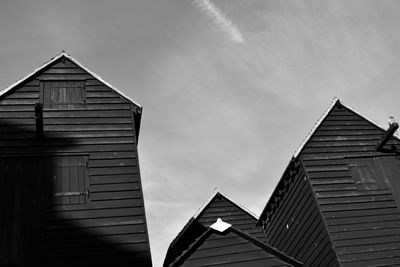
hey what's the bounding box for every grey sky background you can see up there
[1,1,400,265]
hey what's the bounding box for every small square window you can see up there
[42,81,86,109]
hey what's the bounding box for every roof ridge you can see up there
[293,97,399,158]
[0,52,142,108]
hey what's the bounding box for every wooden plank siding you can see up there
[299,102,400,266]
[258,100,400,266]
[164,192,267,267]
[261,161,339,266]
[175,228,301,267]
[0,56,152,266]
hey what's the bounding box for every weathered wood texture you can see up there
[0,57,151,266]
[300,103,400,266]
[177,228,299,267]
[261,163,339,266]
[164,193,266,267]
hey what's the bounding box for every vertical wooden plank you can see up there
[78,156,86,204]
[85,156,90,204]
[43,81,50,108]
[39,80,44,104]
[79,81,85,107]
[53,157,61,205]
[60,157,69,205]
[70,156,79,204]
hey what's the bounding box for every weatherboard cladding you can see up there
[164,192,267,266]
[176,227,301,267]
[0,55,151,266]
[261,161,339,266]
[300,101,400,266]
[260,100,400,266]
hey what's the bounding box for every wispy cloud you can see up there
[193,0,244,43]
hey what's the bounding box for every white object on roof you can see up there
[0,51,142,109]
[210,218,232,232]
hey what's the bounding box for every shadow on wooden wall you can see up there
[0,119,150,267]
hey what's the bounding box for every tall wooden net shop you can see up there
[2,54,400,267]
[0,53,152,266]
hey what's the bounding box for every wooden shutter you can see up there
[348,158,389,190]
[42,81,86,109]
[48,156,89,205]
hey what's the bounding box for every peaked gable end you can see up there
[0,53,142,139]
[164,192,264,266]
[298,101,400,265]
[296,99,400,160]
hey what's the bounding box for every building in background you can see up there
[0,53,152,266]
[164,190,301,267]
[166,99,400,266]
[258,98,400,266]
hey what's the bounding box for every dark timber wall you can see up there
[300,102,400,266]
[178,228,299,267]
[260,161,339,266]
[164,193,265,266]
[0,56,152,266]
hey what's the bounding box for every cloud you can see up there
[193,0,244,43]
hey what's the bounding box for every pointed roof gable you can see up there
[258,99,400,265]
[258,98,400,223]
[294,97,400,158]
[0,51,142,109]
[170,219,302,267]
[164,190,264,266]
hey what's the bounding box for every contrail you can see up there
[193,0,244,44]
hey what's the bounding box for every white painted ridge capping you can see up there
[0,51,142,109]
[192,187,259,220]
[210,218,231,233]
[293,97,400,158]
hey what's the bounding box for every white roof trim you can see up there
[192,187,259,220]
[0,51,142,108]
[293,97,339,158]
[293,97,400,158]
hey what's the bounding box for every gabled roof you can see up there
[170,218,302,267]
[193,188,258,220]
[258,98,400,224]
[293,97,400,158]
[0,51,142,109]
[164,189,264,266]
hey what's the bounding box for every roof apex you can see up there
[192,188,258,220]
[293,97,399,158]
[0,52,142,109]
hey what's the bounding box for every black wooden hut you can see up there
[0,52,152,266]
[258,98,400,266]
[164,190,302,267]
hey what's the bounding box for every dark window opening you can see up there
[42,81,86,109]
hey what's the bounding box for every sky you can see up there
[1,1,400,266]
